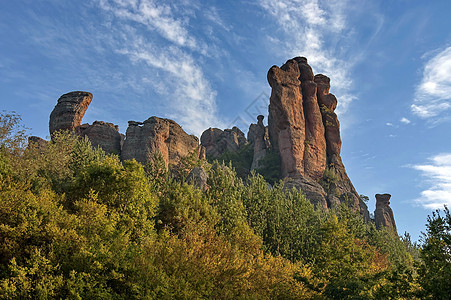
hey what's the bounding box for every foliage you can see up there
[417,206,451,299]
[209,143,254,179]
[0,111,28,155]
[255,149,282,185]
[319,166,339,195]
[0,114,440,298]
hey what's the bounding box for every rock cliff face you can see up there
[374,194,397,231]
[121,117,201,168]
[49,91,93,135]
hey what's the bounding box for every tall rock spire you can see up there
[267,57,369,217]
[375,194,397,232]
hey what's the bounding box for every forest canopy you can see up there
[0,112,449,299]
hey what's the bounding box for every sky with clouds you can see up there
[1,0,450,240]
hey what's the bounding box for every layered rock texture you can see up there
[198,57,370,215]
[79,121,123,155]
[374,194,397,232]
[266,57,368,216]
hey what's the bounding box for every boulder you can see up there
[28,136,48,149]
[49,91,92,136]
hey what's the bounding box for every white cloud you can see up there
[98,0,199,51]
[117,44,221,135]
[400,117,411,124]
[412,153,451,209]
[95,0,225,135]
[412,47,451,120]
[386,122,393,126]
[258,0,356,114]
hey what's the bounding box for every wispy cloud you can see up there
[95,0,224,135]
[258,0,358,114]
[400,117,411,124]
[411,46,451,120]
[117,39,221,135]
[98,0,200,52]
[411,153,451,209]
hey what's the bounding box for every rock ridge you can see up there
[39,56,397,226]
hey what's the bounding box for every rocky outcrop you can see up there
[267,57,326,181]
[47,91,202,168]
[49,91,92,136]
[200,126,246,158]
[28,136,48,149]
[267,57,368,217]
[121,117,201,168]
[248,115,270,170]
[187,167,208,190]
[374,194,397,231]
[284,177,328,210]
[79,121,123,155]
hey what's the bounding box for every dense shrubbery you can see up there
[0,112,445,299]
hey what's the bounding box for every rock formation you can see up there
[248,115,270,170]
[79,121,123,155]
[49,91,92,135]
[374,194,397,231]
[200,127,246,158]
[121,117,201,168]
[267,57,326,181]
[41,54,396,225]
[284,177,328,209]
[266,57,368,217]
[186,167,208,190]
[28,136,48,150]
[47,91,201,167]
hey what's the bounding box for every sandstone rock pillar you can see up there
[374,193,397,232]
[49,91,92,135]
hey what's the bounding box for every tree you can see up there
[417,206,451,299]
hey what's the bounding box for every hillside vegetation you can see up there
[0,112,449,299]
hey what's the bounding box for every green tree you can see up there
[417,206,451,299]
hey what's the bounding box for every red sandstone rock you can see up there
[268,59,305,178]
[374,193,397,231]
[80,121,122,155]
[49,91,92,136]
[200,126,246,158]
[248,115,270,170]
[267,57,369,218]
[121,117,201,168]
[267,57,326,181]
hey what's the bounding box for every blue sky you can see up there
[1,0,450,241]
